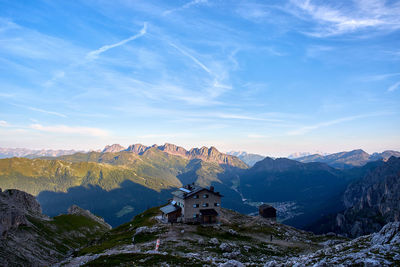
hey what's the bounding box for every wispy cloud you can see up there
[288,0,400,37]
[287,113,390,135]
[168,42,211,74]
[30,124,109,137]
[86,23,147,60]
[163,0,208,16]
[166,41,232,102]
[137,133,177,139]
[388,81,400,92]
[248,134,267,138]
[359,72,400,82]
[13,104,67,118]
[306,45,334,58]
[0,120,9,127]
[215,113,282,122]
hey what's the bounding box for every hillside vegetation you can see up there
[0,146,250,226]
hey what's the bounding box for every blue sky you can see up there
[0,0,399,156]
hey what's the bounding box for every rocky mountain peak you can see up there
[102,144,126,153]
[125,144,149,154]
[158,143,187,156]
[101,143,247,168]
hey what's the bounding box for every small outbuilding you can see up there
[259,204,277,220]
[160,203,181,223]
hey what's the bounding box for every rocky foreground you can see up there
[0,188,110,266]
[1,188,399,266]
[59,207,400,266]
[268,222,400,266]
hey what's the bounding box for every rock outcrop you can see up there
[0,189,45,238]
[0,189,110,266]
[68,205,111,230]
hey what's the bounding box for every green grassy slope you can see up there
[0,156,182,196]
[0,149,250,227]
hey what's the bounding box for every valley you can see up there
[1,143,399,234]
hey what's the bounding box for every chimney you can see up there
[210,186,214,192]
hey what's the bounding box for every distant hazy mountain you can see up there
[294,149,400,169]
[227,151,265,166]
[287,151,328,159]
[0,147,82,159]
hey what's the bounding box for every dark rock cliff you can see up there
[335,156,400,237]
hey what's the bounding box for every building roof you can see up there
[160,204,179,214]
[259,204,276,210]
[200,209,218,216]
[171,184,222,199]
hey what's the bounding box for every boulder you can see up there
[220,242,232,252]
[209,237,219,245]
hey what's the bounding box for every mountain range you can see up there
[294,149,400,169]
[0,143,399,236]
[0,147,83,159]
[0,144,249,226]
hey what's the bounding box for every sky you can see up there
[0,0,399,157]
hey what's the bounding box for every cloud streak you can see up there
[359,72,400,82]
[163,0,208,16]
[86,23,147,60]
[287,113,390,135]
[12,104,67,118]
[388,81,400,92]
[169,42,211,74]
[30,124,109,137]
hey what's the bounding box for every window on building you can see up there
[202,203,209,207]
[203,194,209,198]
[193,195,199,199]
[193,214,199,218]
[214,203,220,207]
[193,204,199,208]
